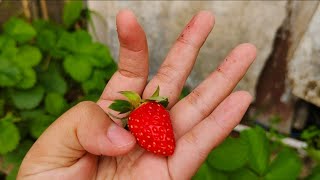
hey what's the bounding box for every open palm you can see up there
[18,10,256,180]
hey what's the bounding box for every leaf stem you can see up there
[42,55,52,70]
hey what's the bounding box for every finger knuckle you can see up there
[184,130,199,146]
[75,101,99,117]
[210,114,226,133]
[156,63,177,83]
[118,68,143,79]
[216,66,232,84]
[185,90,212,116]
[76,101,96,108]
[183,132,207,160]
[176,35,197,49]
[118,56,147,79]
[185,90,200,105]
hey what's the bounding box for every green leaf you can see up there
[86,43,113,67]
[56,31,77,52]
[265,148,302,180]
[2,140,33,168]
[11,85,45,109]
[57,31,111,62]
[74,30,92,45]
[56,30,113,67]
[16,121,30,139]
[109,100,133,114]
[241,126,270,175]
[56,31,112,67]
[308,173,320,180]
[104,61,117,80]
[306,148,320,162]
[0,35,18,58]
[33,20,65,54]
[0,35,9,48]
[0,99,4,117]
[82,69,107,94]
[0,57,22,87]
[13,45,42,68]
[63,55,93,82]
[151,86,160,97]
[63,0,83,28]
[207,136,248,171]
[0,113,21,123]
[229,168,259,180]
[120,91,141,108]
[81,94,101,102]
[0,120,20,154]
[6,165,19,180]
[56,30,90,54]
[193,163,228,180]
[36,29,57,52]
[179,86,190,99]
[307,165,320,180]
[51,48,70,59]
[20,109,44,120]
[49,31,70,58]
[21,110,55,138]
[3,17,36,43]
[17,68,36,89]
[301,126,320,140]
[45,93,67,116]
[33,19,63,33]
[30,114,55,138]
[39,63,67,95]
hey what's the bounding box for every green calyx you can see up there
[108,86,169,114]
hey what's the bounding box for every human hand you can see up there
[18,10,256,180]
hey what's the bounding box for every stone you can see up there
[252,1,320,134]
[287,1,320,61]
[288,3,320,107]
[88,1,287,96]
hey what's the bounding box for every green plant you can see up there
[193,126,303,180]
[301,126,320,162]
[0,1,116,179]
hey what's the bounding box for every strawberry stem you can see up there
[119,91,141,108]
[151,86,160,97]
[108,86,169,116]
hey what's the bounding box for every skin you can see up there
[18,10,256,180]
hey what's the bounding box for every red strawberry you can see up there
[128,102,175,155]
[109,87,175,156]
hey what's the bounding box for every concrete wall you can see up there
[88,1,320,133]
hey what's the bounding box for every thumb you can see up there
[75,101,136,155]
[19,101,135,175]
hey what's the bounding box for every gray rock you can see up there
[88,1,287,96]
[288,4,320,107]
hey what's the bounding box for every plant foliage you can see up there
[0,1,117,179]
[193,126,303,180]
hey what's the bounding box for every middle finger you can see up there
[142,11,215,108]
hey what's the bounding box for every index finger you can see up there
[97,10,149,111]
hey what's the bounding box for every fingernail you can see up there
[107,123,134,147]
